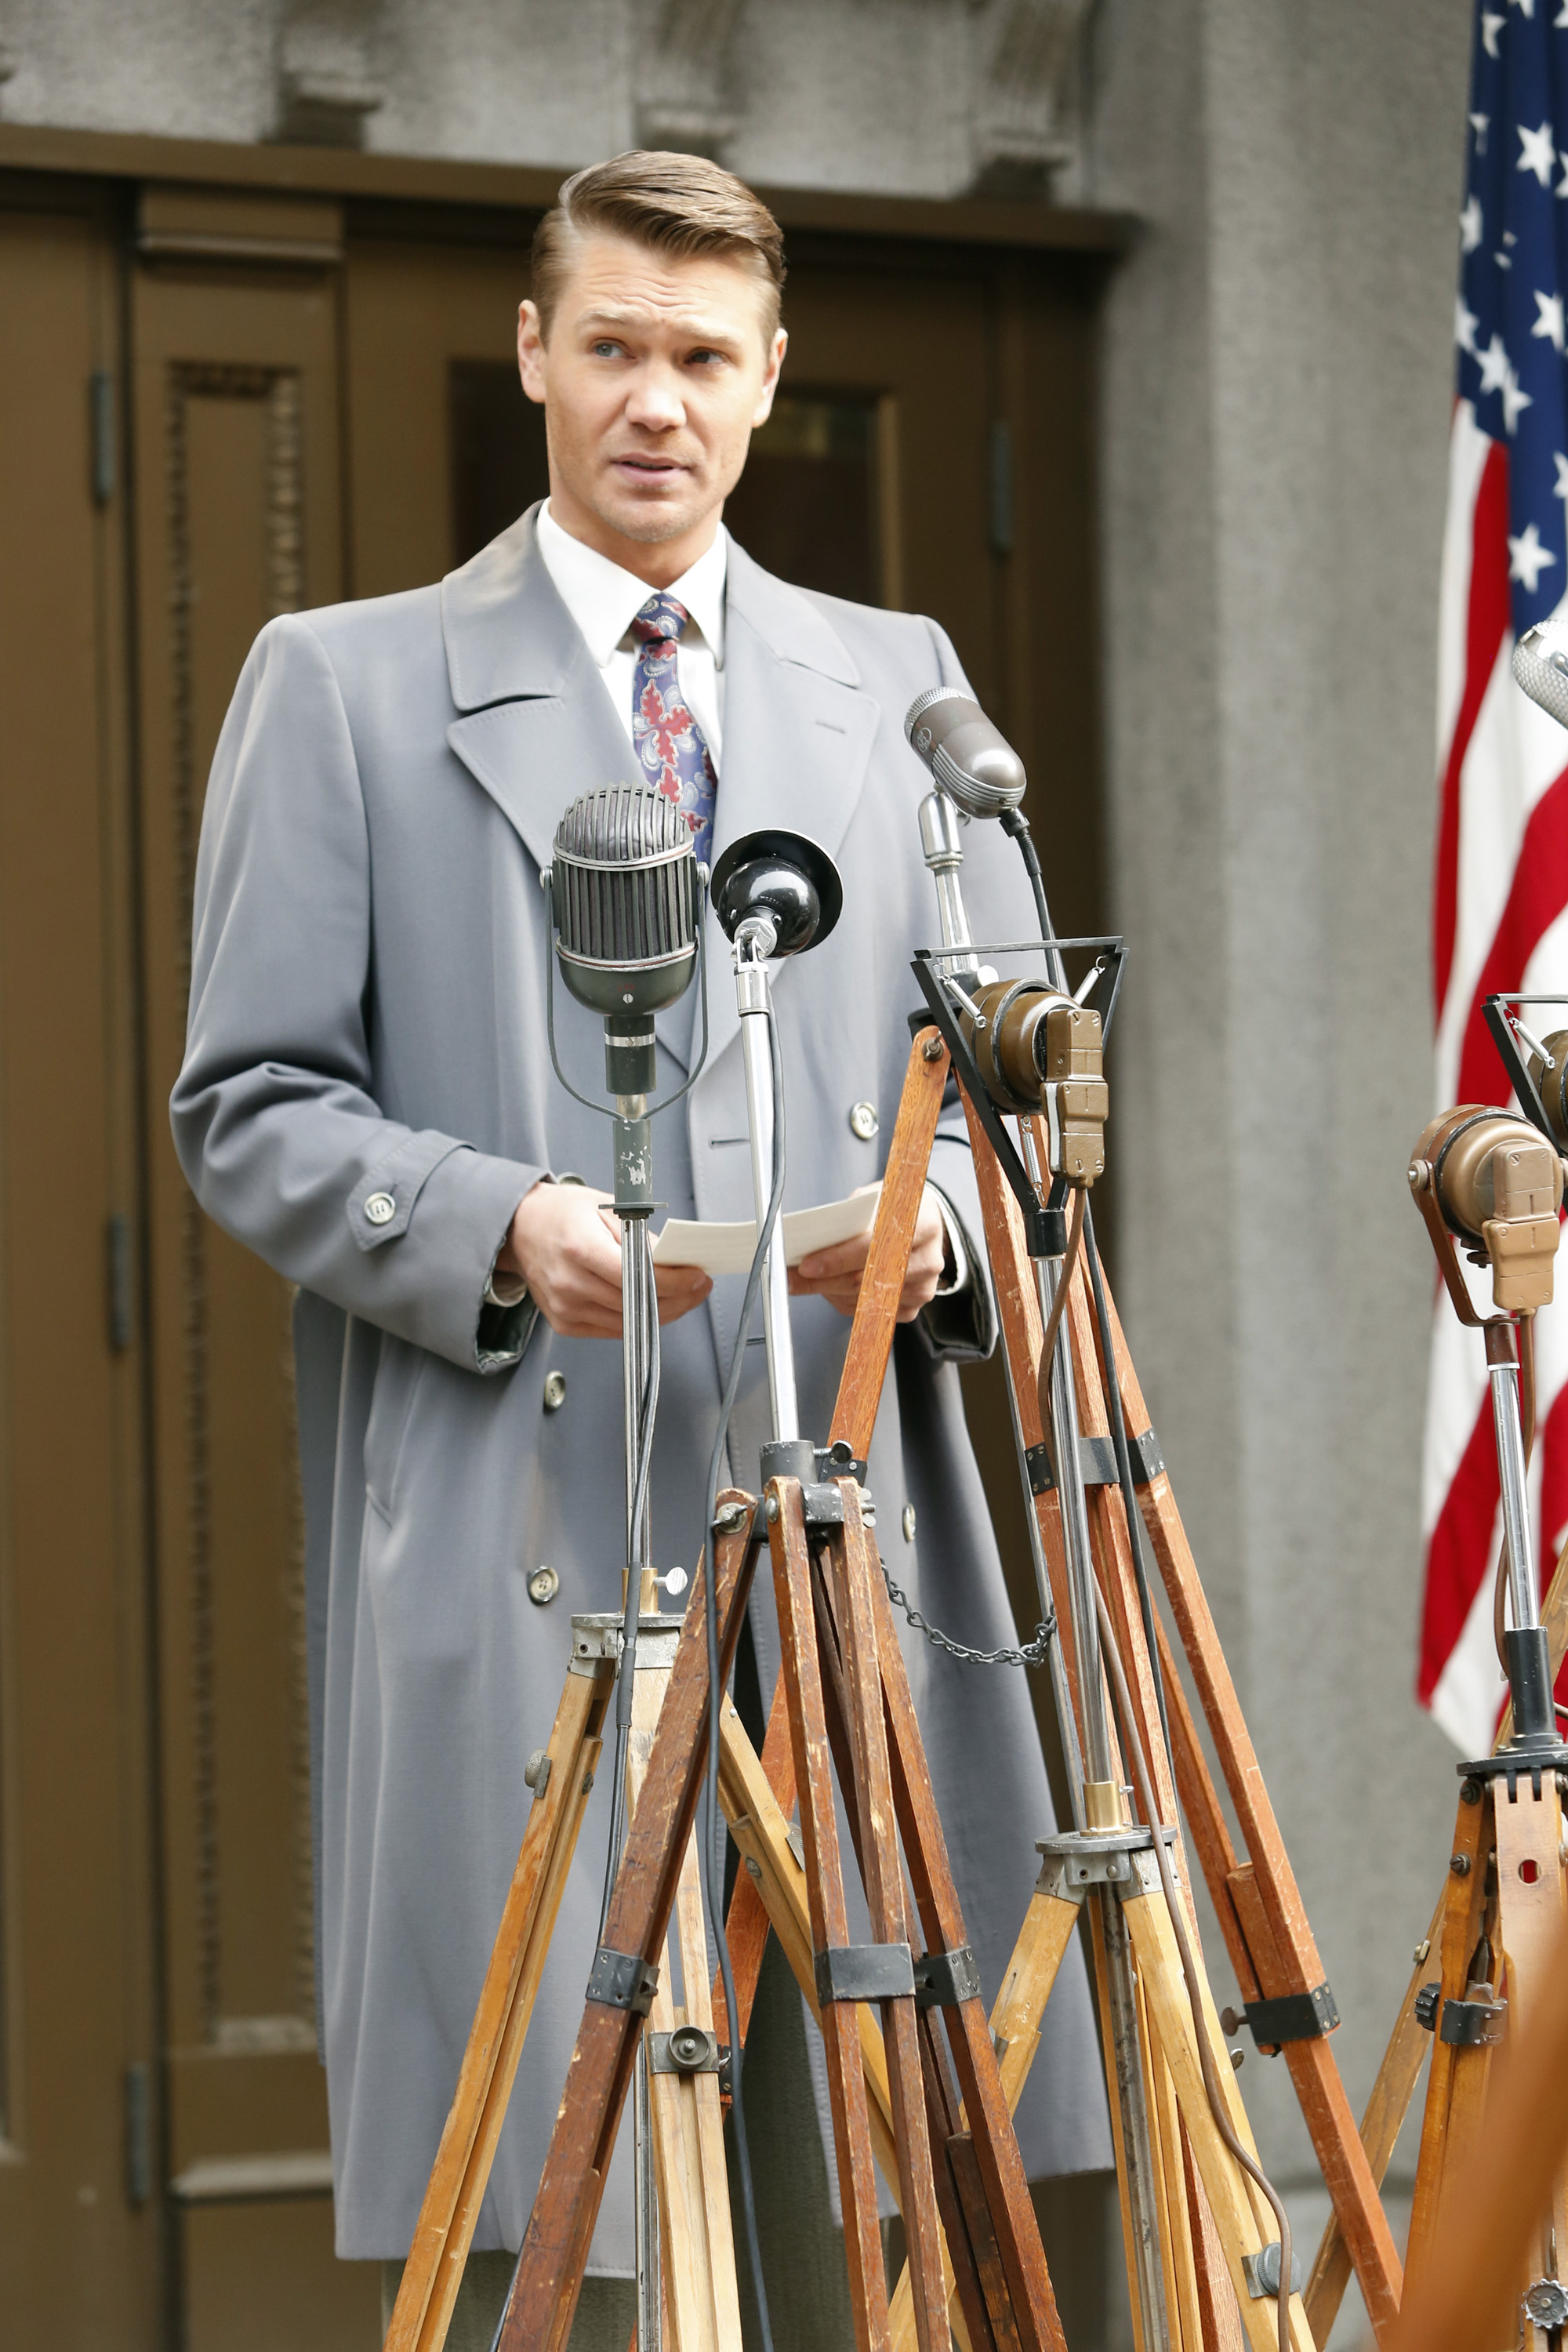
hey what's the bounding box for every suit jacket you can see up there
[171,507,1111,2263]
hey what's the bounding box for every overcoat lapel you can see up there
[442,508,706,1070]
[699,540,880,1078]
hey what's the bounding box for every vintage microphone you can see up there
[545,782,708,2351]
[1514,607,1568,727]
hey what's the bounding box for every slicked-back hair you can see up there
[531,151,786,344]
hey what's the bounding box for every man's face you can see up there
[517,231,786,568]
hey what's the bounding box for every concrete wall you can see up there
[1089,0,1475,2324]
[1,0,1486,2336]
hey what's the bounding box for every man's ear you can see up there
[517,299,548,406]
[751,327,788,429]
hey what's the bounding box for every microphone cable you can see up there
[999,799,1175,1780]
[695,994,786,2352]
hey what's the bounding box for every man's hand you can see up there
[498,1182,713,1339]
[789,1184,949,1323]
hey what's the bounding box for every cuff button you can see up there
[365,1190,396,1225]
[543,1370,568,1413]
[849,1100,879,1142]
[528,1565,560,1606]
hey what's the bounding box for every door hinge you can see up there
[89,368,116,507]
[988,419,1014,557]
[125,2060,152,2205]
[107,1211,132,1352]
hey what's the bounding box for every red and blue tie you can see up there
[631,594,717,868]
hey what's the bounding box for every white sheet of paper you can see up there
[650,1187,881,1276]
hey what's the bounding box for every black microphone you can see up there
[903,688,1027,819]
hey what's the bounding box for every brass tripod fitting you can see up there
[1410,1104,1564,1317]
[960,979,1108,1183]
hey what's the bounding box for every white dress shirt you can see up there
[507,501,967,1301]
[535,499,728,769]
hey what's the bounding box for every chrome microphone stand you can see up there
[918,784,1172,2350]
[708,829,844,1472]
[735,916,801,1445]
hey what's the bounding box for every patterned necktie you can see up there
[630,593,717,868]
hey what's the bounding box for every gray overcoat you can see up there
[171,508,1111,2267]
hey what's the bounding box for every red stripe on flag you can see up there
[1419,1392,1499,1705]
[1453,766,1568,1106]
[1433,441,1511,1024]
[1537,1378,1568,1600]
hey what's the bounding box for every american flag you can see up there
[1424,0,1568,1749]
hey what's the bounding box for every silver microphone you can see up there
[550,784,699,1017]
[1514,610,1568,730]
[903,688,1027,818]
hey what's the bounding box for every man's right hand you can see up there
[496,1181,713,1339]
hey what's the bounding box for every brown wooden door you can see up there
[0,191,158,2348]
[129,188,379,2350]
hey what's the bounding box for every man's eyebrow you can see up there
[578,306,746,348]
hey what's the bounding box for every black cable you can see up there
[1000,804,1053,953]
[696,995,786,2352]
[1083,1202,1174,1780]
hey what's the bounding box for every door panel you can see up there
[130,224,376,2344]
[0,198,157,2348]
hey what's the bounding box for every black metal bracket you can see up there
[814,1942,916,2006]
[585,1947,659,2015]
[1026,1428,1163,1497]
[801,1483,846,1530]
[909,934,1124,1262]
[1482,992,1563,1141]
[1228,1982,1339,2049]
[648,2026,728,2078]
[912,1944,982,2009]
[1439,1993,1507,2048]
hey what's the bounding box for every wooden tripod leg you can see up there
[717,1692,975,2352]
[626,1654,741,2352]
[495,1500,760,2352]
[1120,1867,1314,2352]
[387,1650,614,2352]
[1405,1781,1494,2291]
[720,1026,950,2051]
[835,1486,956,2352]
[1082,1274,1403,2343]
[868,1565,1068,2352]
[1306,1536,1568,2343]
[770,1476,894,2352]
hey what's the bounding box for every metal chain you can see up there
[878,1559,1057,1669]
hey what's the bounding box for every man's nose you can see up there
[625,364,687,433]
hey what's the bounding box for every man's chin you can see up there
[593,482,715,547]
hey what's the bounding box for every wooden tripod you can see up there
[382,1599,742,2352]
[720,1026,1403,2350]
[1303,1540,1568,2344]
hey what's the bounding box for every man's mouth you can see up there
[611,454,687,481]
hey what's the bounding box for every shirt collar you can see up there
[535,500,728,670]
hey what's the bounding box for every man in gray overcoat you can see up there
[172,150,1109,2348]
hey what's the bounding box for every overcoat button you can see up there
[528,1566,560,1606]
[365,1190,396,1224]
[543,1370,568,1413]
[902,1504,917,1544]
[849,1101,879,1142]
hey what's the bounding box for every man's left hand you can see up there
[789,1183,949,1322]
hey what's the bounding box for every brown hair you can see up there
[531,151,786,343]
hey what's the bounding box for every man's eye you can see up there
[688,348,727,368]
[590,339,622,358]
